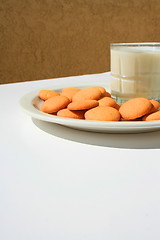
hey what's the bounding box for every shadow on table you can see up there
[32,118,160,149]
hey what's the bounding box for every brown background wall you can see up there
[1,0,160,84]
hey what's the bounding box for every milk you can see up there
[110,44,160,103]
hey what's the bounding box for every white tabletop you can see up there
[1,73,160,240]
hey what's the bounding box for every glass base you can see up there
[111,91,160,105]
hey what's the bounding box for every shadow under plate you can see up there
[32,118,160,149]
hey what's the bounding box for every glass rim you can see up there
[110,42,160,47]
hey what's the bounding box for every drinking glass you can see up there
[110,42,160,104]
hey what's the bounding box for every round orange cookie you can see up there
[94,86,106,95]
[41,95,70,113]
[93,86,111,97]
[142,111,160,121]
[61,88,80,101]
[119,98,153,120]
[38,89,59,100]
[85,106,121,121]
[98,97,116,107]
[72,87,102,101]
[150,100,160,113]
[68,100,99,110]
[101,91,111,97]
[57,108,85,119]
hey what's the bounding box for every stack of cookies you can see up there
[38,86,160,121]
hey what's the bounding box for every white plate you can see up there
[19,76,160,133]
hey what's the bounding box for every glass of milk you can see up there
[110,43,160,104]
